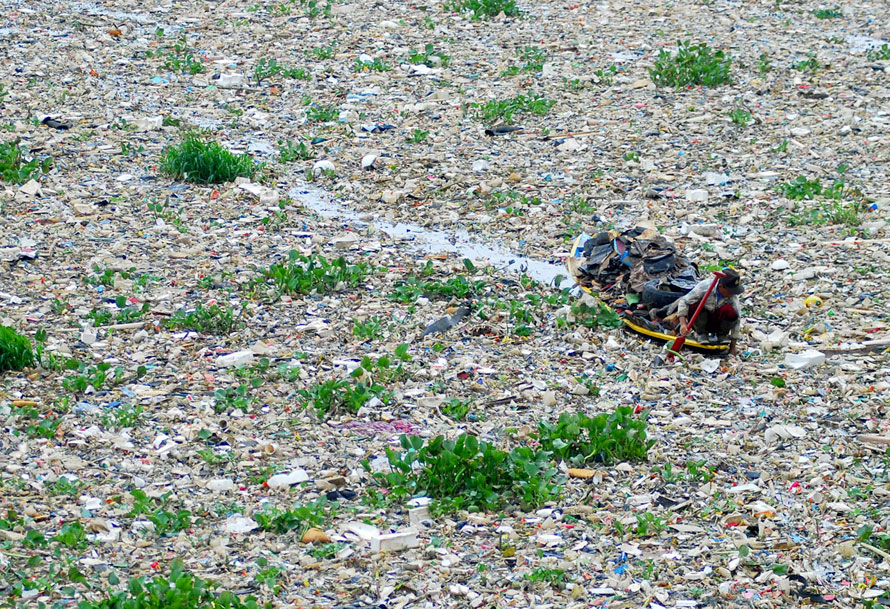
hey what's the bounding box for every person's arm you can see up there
[728,298,741,355]
[677,280,707,334]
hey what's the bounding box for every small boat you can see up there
[568,234,729,353]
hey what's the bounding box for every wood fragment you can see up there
[12,400,39,407]
[540,130,599,141]
[860,541,890,562]
[858,435,890,446]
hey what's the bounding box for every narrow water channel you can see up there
[288,186,569,286]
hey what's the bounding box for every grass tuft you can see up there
[0,326,35,373]
[160,134,255,184]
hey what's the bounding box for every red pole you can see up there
[668,271,725,357]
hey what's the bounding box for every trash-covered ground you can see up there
[1,0,890,607]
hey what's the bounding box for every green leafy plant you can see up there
[407,129,429,144]
[303,0,332,19]
[446,0,520,19]
[633,512,667,537]
[309,542,345,560]
[260,200,295,231]
[146,508,194,536]
[556,300,622,329]
[86,308,113,326]
[62,361,126,394]
[84,264,117,287]
[813,7,840,18]
[281,66,310,80]
[76,559,262,609]
[472,94,555,124]
[867,44,890,61]
[792,54,820,73]
[441,398,471,421]
[121,142,145,156]
[407,43,450,68]
[564,77,587,91]
[307,45,336,60]
[198,448,234,466]
[167,303,241,335]
[389,275,485,303]
[857,525,890,551]
[253,58,283,84]
[594,65,618,85]
[160,134,255,184]
[502,46,546,76]
[253,59,311,83]
[254,497,334,535]
[729,107,752,126]
[101,403,144,429]
[26,417,61,439]
[0,138,52,183]
[254,558,282,594]
[789,199,865,227]
[278,139,314,162]
[147,199,188,232]
[354,57,391,72]
[353,317,384,341]
[254,251,369,298]
[271,1,291,16]
[54,521,88,549]
[365,433,562,513]
[48,477,83,496]
[0,326,35,373]
[525,568,568,585]
[685,459,716,482]
[214,382,257,413]
[306,104,339,123]
[298,371,389,420]
[128,489,167,517]
[151,34,206,74]
[114,299,150,323]
[534,407,654,466]
[23,529,47,548]
[778,175,853,201]
[758,52,772,73]
[649,40,732,88]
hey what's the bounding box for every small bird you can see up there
[41,117,69,130]
[485,125,524,136]
[421,304,471,338]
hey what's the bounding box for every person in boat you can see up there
[655,269,744,355]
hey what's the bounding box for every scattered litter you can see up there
[0,2,887,607]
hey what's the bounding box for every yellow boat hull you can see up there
[569,235,729,353]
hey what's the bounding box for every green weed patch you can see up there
[365,433,562,512]
[535,407,654,466]
[649,41,732,88]
[160,134,255,184]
